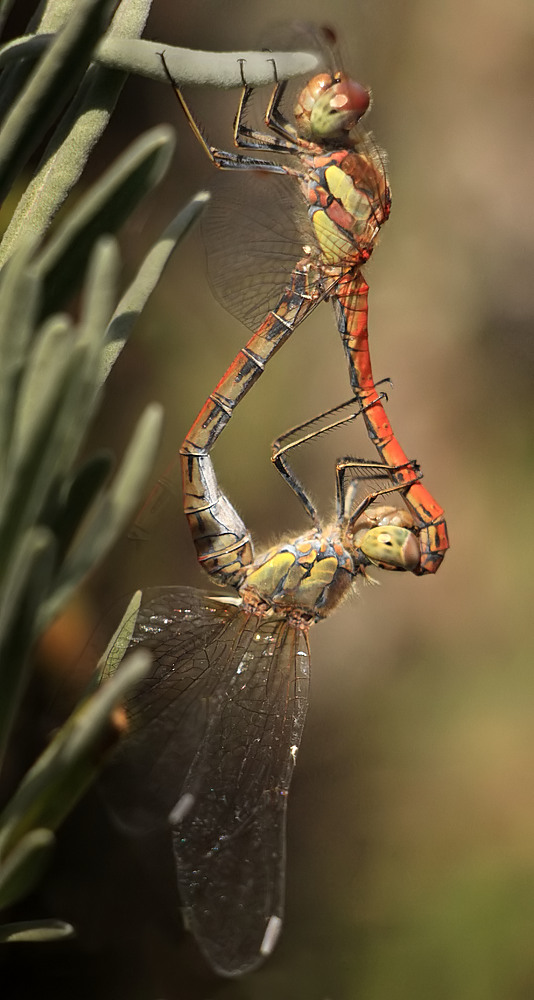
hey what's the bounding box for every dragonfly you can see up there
[136,32,448,574]
[106,397,423,977]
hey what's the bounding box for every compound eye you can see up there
[308,76,370,138]
[330,79,370,118]
[359,525,420,571]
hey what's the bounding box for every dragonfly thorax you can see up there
[300,148,391,267]
[239,529,356,622]
[294,72,370,142]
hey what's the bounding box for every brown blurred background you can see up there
[5,0,534,997]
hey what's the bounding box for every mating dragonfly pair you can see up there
[106,31,449,978]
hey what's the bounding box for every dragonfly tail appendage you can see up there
[334,275,449,574]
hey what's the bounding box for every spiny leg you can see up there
[160,53,306,172]
[233,57,318,152]
[335,456,421,525]
[262,59,313,146]
[232,62,303,153]
[270,395,417,524]
[271,394,377,522]
[264,63,299,141]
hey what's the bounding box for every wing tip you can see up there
[260,914,283,957]
[169,791,195,825]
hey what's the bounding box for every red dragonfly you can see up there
[137,33,449,574]
[105,397,423,976]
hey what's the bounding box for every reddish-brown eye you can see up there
[332,79,370,117]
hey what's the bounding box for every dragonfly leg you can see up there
[335,457,421,525]
[271,395,370,521]
[232,75,304,154]
[232,64,318,155]
[159,53,303,175]
[264,69,308,146]
[271,395,413,525]
[255,59,324,150]
[334,274,449,574]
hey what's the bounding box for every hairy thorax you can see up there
[239,528,356,624]
[299,147,390,267]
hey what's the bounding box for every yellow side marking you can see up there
[246,551,294,593]
[312,210,352,264]
[325,164,361,216]
[295,556,338,606]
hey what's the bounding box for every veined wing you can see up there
[102,586,244,833]
[200,22,334,333]
[203,134,389,336]
[103,585,311,976]
[203,170,318,332]
[169,609,310,976]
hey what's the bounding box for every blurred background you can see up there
[4,0,534,997]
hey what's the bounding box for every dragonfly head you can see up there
[295,72,370,141]
[355,524,421,572]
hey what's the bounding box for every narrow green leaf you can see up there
[96,36,320,87]
[0,33,319,90]
[0,528,53,648]
[0,0,85,119]
[0,649,151,860]
[0,238,40,467]
[102,191,210,380]
[9,317,75,469]
[0,318,80,558]
[52,452,114,565]
[29,0,80,31]
[38,404,162,630]
[0,239,121,552]
[34,127,175,318]
[97,590,142,683]
[0,528,55,766]
[0,0,153,264]
[0,0,116,204]
[0,918,74,942]
[0,828,55,910]
[79,236,119,344]
[0,34,52,72]
[29,241,120,497]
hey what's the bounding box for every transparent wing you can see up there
[202,136,389,335]
[203,170,318,332]
[103,585,310,976]
[200,22,335,331]
[102,586,244,833]
[262,21,334,69]
[171,612,309,976]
